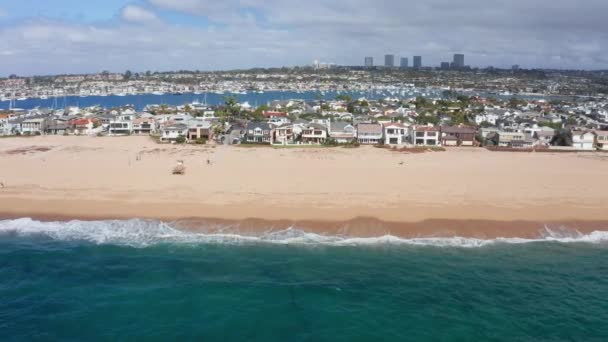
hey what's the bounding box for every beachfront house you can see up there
[273,123,296,145]
[532,127,556,146]
[132,118,157,135]
[245,121,273,144]
[20,118,48,135]
[187,120,214,142]
[71,118,100,136]
[160,123,189,143]
[440,126,477,146]
[357,123,383,145]
[411,126,440,146]
[301,123,328,144]
[497,131,534,148]
[328,121,356,143]
[0,114,9,135]
[108,115,133,136]
[383,123,408,145]
[45,121,70,135]
[595,131,608,150]
[572,131,596,150]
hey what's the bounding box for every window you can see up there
[416,132,425,137]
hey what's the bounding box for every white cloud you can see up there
[2,0,608,75]
[121,5,158,23]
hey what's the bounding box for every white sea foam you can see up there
[1,218,608,248]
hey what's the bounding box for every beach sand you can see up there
[1,135,607,238]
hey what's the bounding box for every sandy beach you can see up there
[1,135,607,238]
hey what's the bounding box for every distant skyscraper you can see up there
[413,56,422,68]
[400,57,409,68]
[364,57,374,67]
[453,54,465,68]
[384,54,395,67]
[440,62,450,70]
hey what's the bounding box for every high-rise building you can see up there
[453,54,465,68]
[364,57,374,67]
[440,62,450,70]
[413,56,422,68]
[400,57,409,68]
[384,54,395,67]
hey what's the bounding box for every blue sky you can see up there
[0,0,607,76]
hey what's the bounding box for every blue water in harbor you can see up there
[1,218,608,341]
[0,91,401,112]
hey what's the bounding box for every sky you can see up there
[0,0,607,76]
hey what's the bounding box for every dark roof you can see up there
[246,121,272,131]
[441,126,477,134]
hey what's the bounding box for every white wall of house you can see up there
[384,126,408,145]
[572,132,596,150]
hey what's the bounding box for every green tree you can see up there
[336,94,352,102]
[124,70,132,80]
[551,129,572,146]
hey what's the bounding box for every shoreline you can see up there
[2,209,608,240]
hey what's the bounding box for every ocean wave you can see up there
[0,218,607,248]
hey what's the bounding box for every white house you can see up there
[328,121,356,143]
[572,131,596,150]
[595,131,608,150]
[160,123,189,142]
[383,123,409,145]
[108,118,133,135]
[301,123,328,144]
[0,114,9,135]
[411,125,440,146]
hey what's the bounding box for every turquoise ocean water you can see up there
[1,218,608,341]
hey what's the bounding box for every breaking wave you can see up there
[1,218,608,248]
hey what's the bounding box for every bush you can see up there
[195,138,207,145]
[175,136,186,144]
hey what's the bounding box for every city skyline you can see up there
[0,0,607,76]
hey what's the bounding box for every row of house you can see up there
[245,121,478,147]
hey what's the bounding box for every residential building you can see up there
[572,131,596,150]
[497,131,534,148]
[21,118,48,135]
[413,56,422,68]
[71,118,100,136]
[400,57,409,68]
[532,127,555,146]
[595,131,608,150]
[160,123,189,143]
[357,123,383,144]
[440,62,450,70]
[0,113,9,135]
[132,118,157,135]
[383,123,408,145]
[108,118,133,135]
[329,121,356,143]
[187,120,214,141]
[384,54,395,67]
[245,121,273,144]
[45,121,69,135]
[273,123,296,145]
[411,126,440,146]
[440,126,477,146]
[301,123,328,144]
